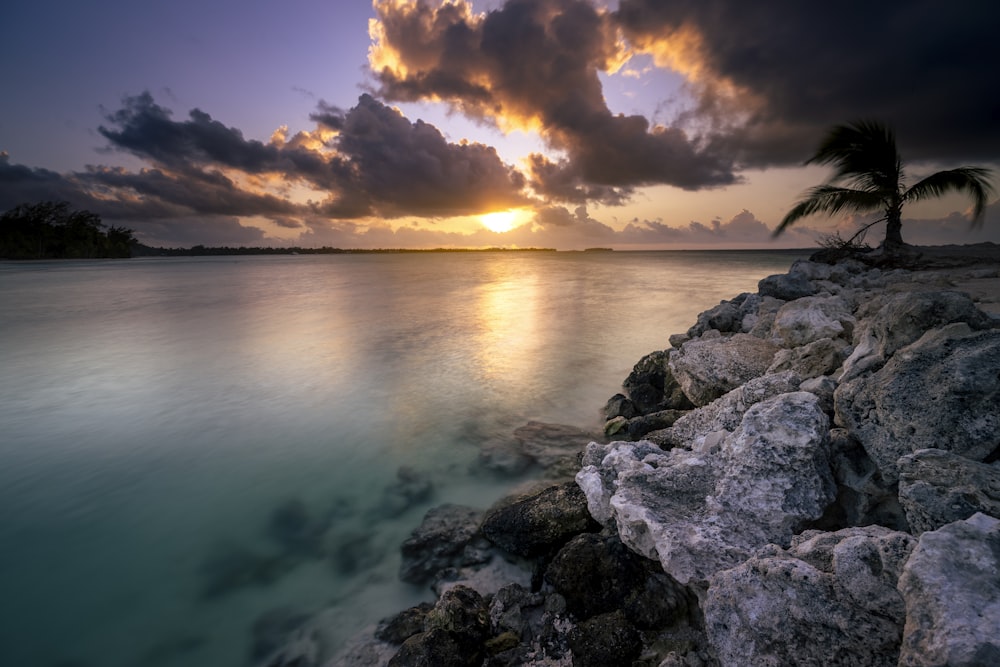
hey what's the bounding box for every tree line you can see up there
[0,201,137,259]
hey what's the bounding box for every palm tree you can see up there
[775,120,995,252]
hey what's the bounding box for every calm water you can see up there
[0,250,806,667]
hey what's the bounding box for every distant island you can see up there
[0,201,557,259]
[131,245,557,257]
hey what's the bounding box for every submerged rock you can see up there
[399,504,482,585]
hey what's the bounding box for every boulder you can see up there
[603,393,637,420]
[897,449,1000,535]
[545,532,688,628]
[840,290,994,381]
[770,295,855,348]
[897,513,1000,666]
[622,350,693,413]
[835,324,1000,483]
[686,295,749,338]
[566,611,642,667]
[649,370,802,451]
[668,332,780,406]
[578,392,835,584]
[376,603,434,645]
[766,336,850,379]
[758,272,817,301]
[705,525,916,667]
[481,482,600,558]
[399,504,482,584]
[621,409,687,440]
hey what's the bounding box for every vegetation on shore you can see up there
[0,201,137,259]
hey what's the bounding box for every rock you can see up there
[835,323,1000,483]
[769,295,855,348]
[379,467,434,517]
[579,392,835,584]
[376,603,434,645]
[686,296,747,338]
[622,409,687,440]
[399,504,482,585]
[512,421,594,473]
[603,416,627,437]
[425,585,491,654]
[478,438,534,476]
[431,547,533,598]
[623,350,693,413]
[566,611,642,667]
[897,513,1000,666]
[897,449,1000,534]
[488,583,543,639]
[267,498,328,555]
[545,532,688,627]
[481,482,599,558]
[705,525,916,667]
[651,370,802,451]
[826,428,908,531]
[668,333,780,406]
[758,272,817,300]
[766,336,850,379]
[603,393,637,420]
[840,290,994,381]
[388,628,466,667]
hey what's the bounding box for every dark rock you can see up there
[375,602,434,645]
[425,585,491,652]
[380,467,434,517]
[512,421,596,474]
[567,611,642,667]
[388,629,466,667]
[897,448,1000,534]
[481,483,600,558]
[400,504,482,584]
[686,294,750,338]
[198,544,293,599]
[758,272,817,300]
[624,409,687,440]
[603,393,637,420]
[622,350,694,414]
[545,532,687,627]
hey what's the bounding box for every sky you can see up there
[2,0,999,250]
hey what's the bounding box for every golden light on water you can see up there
[480,210,519,233]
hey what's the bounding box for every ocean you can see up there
[0,249,807,667]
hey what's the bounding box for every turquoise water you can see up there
[0,250,806,666]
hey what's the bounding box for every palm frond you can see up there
[904,167,996,225]
[774,185,885,236]
[806,120,901,193]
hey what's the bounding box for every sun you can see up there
[480,210,518,233]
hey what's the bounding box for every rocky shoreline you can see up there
[278,246,1000,667]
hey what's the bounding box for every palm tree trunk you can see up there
[883,205,904,251]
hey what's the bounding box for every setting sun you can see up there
[480,210,519,233]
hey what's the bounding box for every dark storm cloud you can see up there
[331,94,528,216]
[2,91,530,239]
[615,0,1000,166]
[369,0,738,201]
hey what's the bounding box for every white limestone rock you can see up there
[835,323,1000,483]
[668,333,780,406]
[579,392,835,584]
[770,295,856,348]
[705,525,915,667]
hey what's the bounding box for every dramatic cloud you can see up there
[1,92,531,244]
[368,0,738,202]
[615,0,1000,167]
